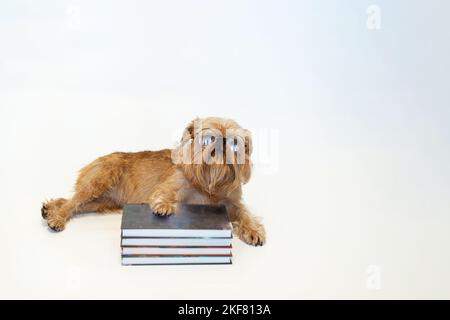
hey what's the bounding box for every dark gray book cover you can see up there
[121,203,232,238]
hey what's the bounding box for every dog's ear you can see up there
[244,129,253,156]
[181,118,199,142]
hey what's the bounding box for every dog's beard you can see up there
[182,159,251,196]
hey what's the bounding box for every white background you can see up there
[1,0,450,299]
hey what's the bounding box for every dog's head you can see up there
[173,117,253,196]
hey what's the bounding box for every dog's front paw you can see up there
[151,201,177,216]
[235,224,266,246]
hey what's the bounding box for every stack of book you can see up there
[121,203,233,265]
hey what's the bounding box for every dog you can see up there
[41,117,265,246]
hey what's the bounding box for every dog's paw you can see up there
[47,216,66,232]
[236,225,266,246]
[151,201,176,216]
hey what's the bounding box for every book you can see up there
[121,256,232,265]
[121,203,232,238]
[120,203,233,265]
[122,247,232,256]
[121,238,232,247]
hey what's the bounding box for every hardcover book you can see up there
[121,238,232,247]
[121,256,232,265]
[121,203,232,238]
[122,247,232,256]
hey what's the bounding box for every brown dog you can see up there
[42,117,265,246]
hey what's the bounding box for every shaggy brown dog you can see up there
[42,117,265,246]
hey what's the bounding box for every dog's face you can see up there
[174,117,253,195]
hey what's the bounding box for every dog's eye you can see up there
[226,137,239,152]
[202,135,215,146]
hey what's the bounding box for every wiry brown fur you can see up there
[42,117,265,246]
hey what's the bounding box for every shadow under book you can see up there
[121,203,232,265]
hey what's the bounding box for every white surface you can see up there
[1,0,450,299]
